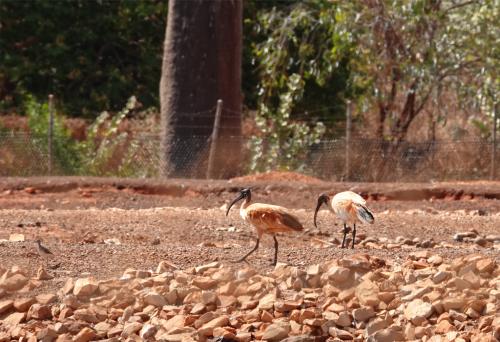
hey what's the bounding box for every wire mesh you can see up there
[0,131,498,181]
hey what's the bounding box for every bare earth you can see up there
[0,177,499,299]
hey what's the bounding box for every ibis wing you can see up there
[333,191,366,205]
[352,203,375,224]
[246,204,304,232]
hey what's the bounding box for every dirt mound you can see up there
[231,171,325,184]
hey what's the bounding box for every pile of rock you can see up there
[311,231,500,250]
[0,253,498,341]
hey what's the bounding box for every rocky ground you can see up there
[0,177,499,341]
[0,252,498,341]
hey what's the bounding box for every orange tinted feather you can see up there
[246,205,303,234]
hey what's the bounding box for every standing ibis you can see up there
[314,191,374,248]
[226,188,304,265]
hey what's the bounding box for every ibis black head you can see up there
[314,193,330,227]
[226,188,252,216]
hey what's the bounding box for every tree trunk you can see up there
[160,0,242,178]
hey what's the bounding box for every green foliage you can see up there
[25,95,81,173]
[252,0,499,149]
[0,0,167,117]
[23,95,159,177]
[79,96,158,177]
[330,0,498,140]
[249,1,347,172]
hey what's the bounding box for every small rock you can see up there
[135,269,151,278]
[326,266,351,283]
[0,300,13,314]
[194,261,220,274]
[0,273,28,291]
[62,278,74,294]
[485,234,500,242]
[190,302,206,314]
[162,314,185,331]
[201,291,218,305]
[37,327,58,342]
[432,271,451,284]
[121,322,142,337]
[454,231,478,241]
[335,311,352,327]
[73,327,97,342]
[428,255,443,265]
[36,293,57,305]
[258,291,277,310]
[73,308,99,323]
[192,276,217,290]
[9,233,25,242]
[156,260,179,273]
[476,258,495,273]
[36,266,53,280]
[198,315,230,336]
[442,297,466,311]
[371,328,405,341]
[356,280,380,307]
[73,277,98,297]
[94,322,111,334]
[465,307,480,319]
[435,320,455,334]
[143,292,166,307]
[306,264,321,276]
[365,317,391,336]
[139,324,157,339]
[2,311,26,326]
[329,327,353,340]
[13,297,36,312]
[404,299,433,325]
[261,323,291,341]
[353,306,375,322]
[28,303,52,320]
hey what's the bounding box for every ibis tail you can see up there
[353,203,374,224]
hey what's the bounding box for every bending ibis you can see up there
[226,188,304,265]
[314,191,374,248]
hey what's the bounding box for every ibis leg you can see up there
[341,224,348,248]
[351,224,356,249]
[235,238,260,263]
[272,235,279,266]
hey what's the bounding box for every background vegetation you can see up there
[0,0,498,178]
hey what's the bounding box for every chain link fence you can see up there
[1,131,498,181]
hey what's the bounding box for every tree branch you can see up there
[444,0,479,13]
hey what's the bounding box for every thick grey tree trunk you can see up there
[160,0,242,178]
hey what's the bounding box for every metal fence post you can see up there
[207,99,223,179]
[345,100,352,181]
[492,104,498,180]
[48,94,54,175]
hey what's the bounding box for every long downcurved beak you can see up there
[226,193,245,216]
[314,197,326,227]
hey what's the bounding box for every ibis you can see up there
[226,188,304,265]
[314,191,374,248]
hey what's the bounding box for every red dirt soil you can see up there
[0,176,499,299]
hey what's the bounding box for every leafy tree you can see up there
[249,1,349,171]
[0,0,167,117]
[252,0,498,177]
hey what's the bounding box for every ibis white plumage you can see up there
[314,191,374,248]
[226,188,304,265]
